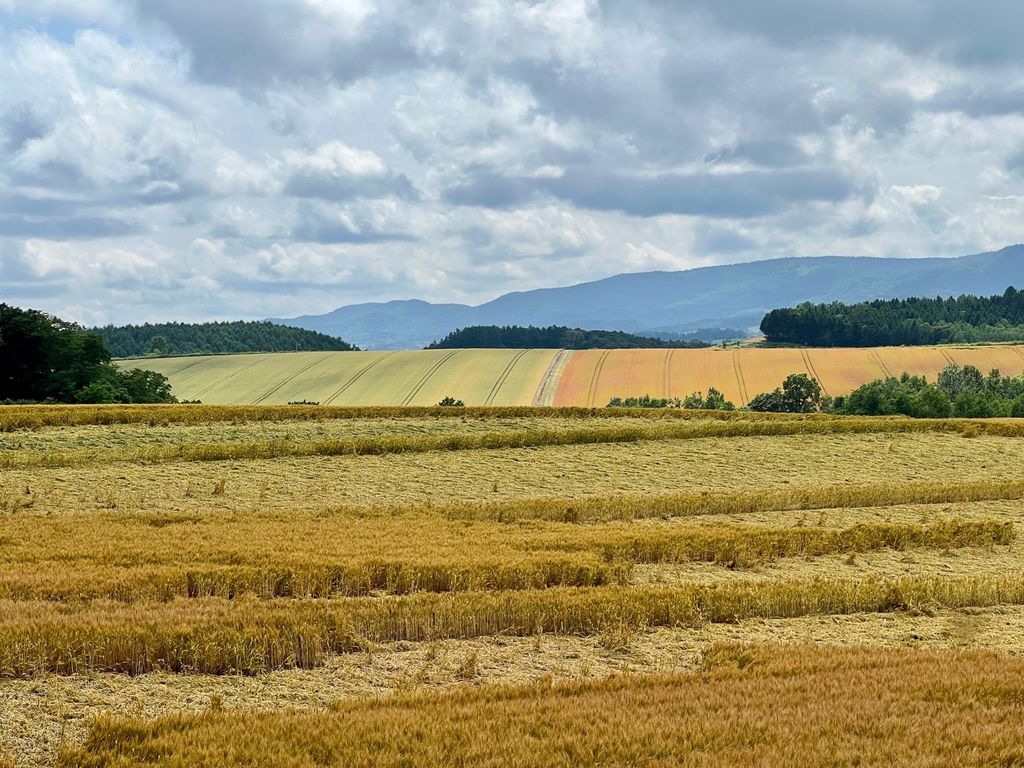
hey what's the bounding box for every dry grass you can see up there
[0,415,688,455]
[0,403,819,432]
[5,408,1024,766]
[5,573,1024,676]
[9,414,1024,469]
[8,608,1024,768]
[3,431,1022,518]
[0,511,1005,601]
[59,643,1024,767]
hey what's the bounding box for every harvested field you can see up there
[4,405,1024,766]
[58,644,1024,768]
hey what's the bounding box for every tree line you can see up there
[1,303,175,403]
[836,364,1024,418]
[760,287,1024,346]
[94,320,358,358]
[428,325,711,349]
[607,364,1024,418]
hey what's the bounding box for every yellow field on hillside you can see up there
[128,344,1024,407]
[132,349,558,405]
[552,344,1024,406]
[3,403,1024,766]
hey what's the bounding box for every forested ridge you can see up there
[428,325,711,349]
[761,287,1024,346]
[95,321,358,357]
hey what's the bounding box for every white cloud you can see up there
[3,1,1024,324]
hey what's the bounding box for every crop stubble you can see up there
[3,406,1024,766]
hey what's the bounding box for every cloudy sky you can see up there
[1,1,1023,325]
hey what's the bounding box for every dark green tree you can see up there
[0,302,176,403]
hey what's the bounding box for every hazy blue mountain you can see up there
[271,245,1024,349]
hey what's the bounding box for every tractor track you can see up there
[587,350,611,407]
[532,350,572,406]
[732,351,749,405]
[484,349,531,406]
[322,352,397,406]
[191,359,264,401]
[400,350,462,406]
[868,350,894,379]
[800,349,829,396]
[663,348,675,399]
[253,354,334,405]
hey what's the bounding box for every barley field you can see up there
[125,343,1024,406]
[3,404,1024,766]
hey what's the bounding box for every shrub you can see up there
[748,374,824,413]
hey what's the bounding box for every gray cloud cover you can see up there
[0,0,1022,325]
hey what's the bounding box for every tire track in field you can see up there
[663,348,675,399]
[484,349,531,406]
[252,354,334,405]
[732,351,749,405]
[322,352,397,405]
[400,350,462,406]
[191,359,263,401]
[800,349,829,396]
[939,348,956,367]
[155,357,208,377]
[532,350,572,406]
[868,350,893,379]
[587,350,611,407]
[1010,346,1024,375]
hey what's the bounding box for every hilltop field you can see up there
[127,344,1024,406]
[3,404,1024,766]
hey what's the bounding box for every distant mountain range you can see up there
[270,245,1024,349]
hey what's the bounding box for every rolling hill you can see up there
[271,245,1024,349]
[128,344,1024,407]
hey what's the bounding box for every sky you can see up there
[1,1,1023,326]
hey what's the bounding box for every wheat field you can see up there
[3,404,1024,766]
[124,343,1024,406]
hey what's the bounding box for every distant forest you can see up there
[95,321,358,357]
[761,287,1024,346]
[427,325,712,350]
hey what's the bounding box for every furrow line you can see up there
[485,349,531,407]
[400,350,462,407]
[252,354,333,405]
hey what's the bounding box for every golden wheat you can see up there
[56,644,1024,767]
[0,508,1005,601]
[4,573,1024,676]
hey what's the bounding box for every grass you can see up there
[57,643,1024,767]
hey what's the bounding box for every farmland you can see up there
[3,404,1024,766]
[126,344,1024,406]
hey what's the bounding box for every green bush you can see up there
[748,374,824,413]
